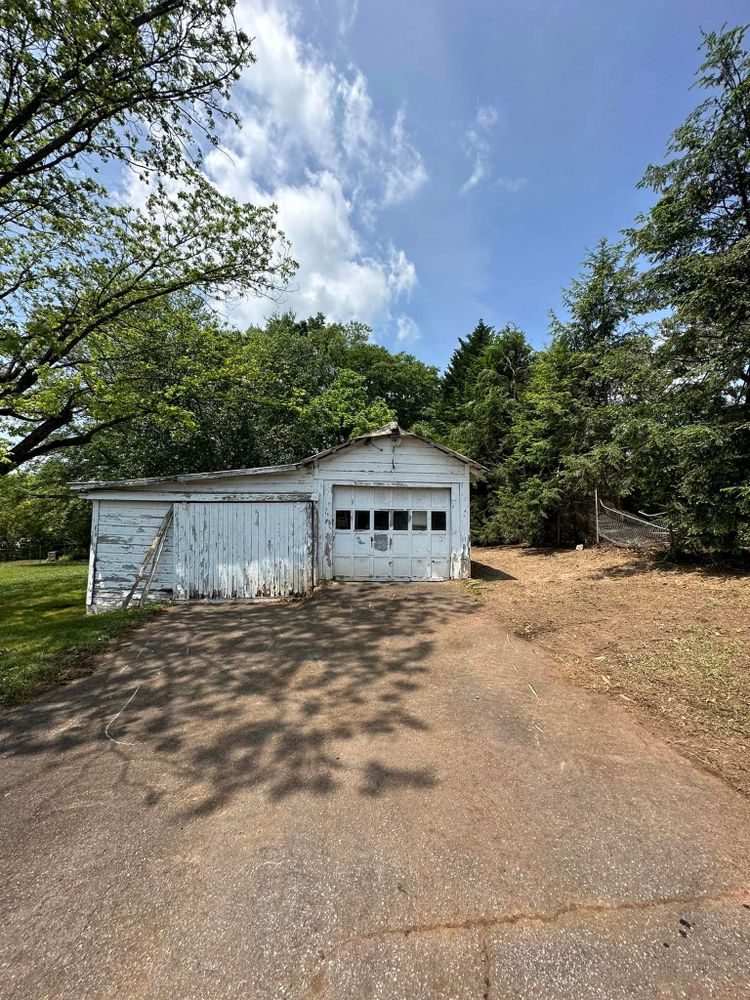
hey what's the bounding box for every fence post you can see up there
[594,487,600,544]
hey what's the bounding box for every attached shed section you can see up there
[72,424,485,612]
[173,500,314,601]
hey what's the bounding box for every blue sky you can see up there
[195,0,749,368]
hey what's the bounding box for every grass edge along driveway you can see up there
[0,561,160,707]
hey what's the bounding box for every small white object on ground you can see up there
[104,687,140,746]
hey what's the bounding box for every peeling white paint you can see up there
[83,429,478,610]
[173,501,312,601]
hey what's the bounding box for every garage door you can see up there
[174,501,313,600]
[332,486,450,581]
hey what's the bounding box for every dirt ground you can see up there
[469,545,750,796]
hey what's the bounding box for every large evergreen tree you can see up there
[437,319,494,429]
[633,25,750,333]
[482,242,655,545]
[631,25,750,550]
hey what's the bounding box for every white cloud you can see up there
[199,0,426,337]
[475,105,499,129]
[395,315,420,344]
[339,70,374,162]
[459,104,527,197]
[211,170,417,330]
[386,247,417,298]
[460,104,498,195]
[460,159,486,195]
[334,0,359,37]
[382,109,428,208]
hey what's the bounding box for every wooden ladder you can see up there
[120,506,174,609]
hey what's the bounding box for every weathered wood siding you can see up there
[83,471,317,501]
[316,437,462,482]
[85,435,474,608]
[173,501,313,600]
[90,499,175,611]
[312,437,471,581]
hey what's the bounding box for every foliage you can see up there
[1,21,749,559]
[443,325,534,467]
[434,319,494,433]
[425,323,535,537]
[0,460,90,553]
[0,560,160,706]
[473,243,656,544]
[629,25,750,550]
[0,0,252,212]
[469,28,750,553]
[54,312,438,482]
[632,26,750,331]
[0,311,435,553]
[0,0,295,474]
[306,370,396,442]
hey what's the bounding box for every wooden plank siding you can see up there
[85,500,99,608]
[313,438,470,581]
[91,500,175,611]
[85,435,474,610]
[173,501,313,601]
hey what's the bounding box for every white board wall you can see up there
[85,435,473,610]
[173,501,313,600]
[90,499,175,610]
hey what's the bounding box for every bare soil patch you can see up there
[469,545,750,794]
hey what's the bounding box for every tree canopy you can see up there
[417,24,750,555]
[70,312,439,481]
[0,0,295,475]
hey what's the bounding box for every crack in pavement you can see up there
[480,932,491,999]
[318,886,750,957]
[303,888,750,998]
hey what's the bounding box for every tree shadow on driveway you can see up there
[0,583,476,819]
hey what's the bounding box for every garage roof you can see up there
[69,423,487,492]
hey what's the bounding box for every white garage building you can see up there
[72,423,485,612]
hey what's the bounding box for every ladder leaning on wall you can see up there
[120,505,174,609]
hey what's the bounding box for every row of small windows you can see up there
[335,509,447,532]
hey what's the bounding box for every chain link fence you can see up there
[596,497,670,549]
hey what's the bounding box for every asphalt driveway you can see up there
[1,583,750,999]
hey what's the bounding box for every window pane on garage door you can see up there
[332,486,450,581]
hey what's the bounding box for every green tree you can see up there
[0,460,90,554]
[0,0,295,474]
[69,313,435,481]
[306,370,395,443]
[344,341,440,429]
[436,319,494,431]
[426,324,533,540]
[484,242,655,544]
[445,325,533,468]
[633,25,750,332]
[631,24,750,550]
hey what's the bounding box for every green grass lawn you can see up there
[0,560,160,707]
